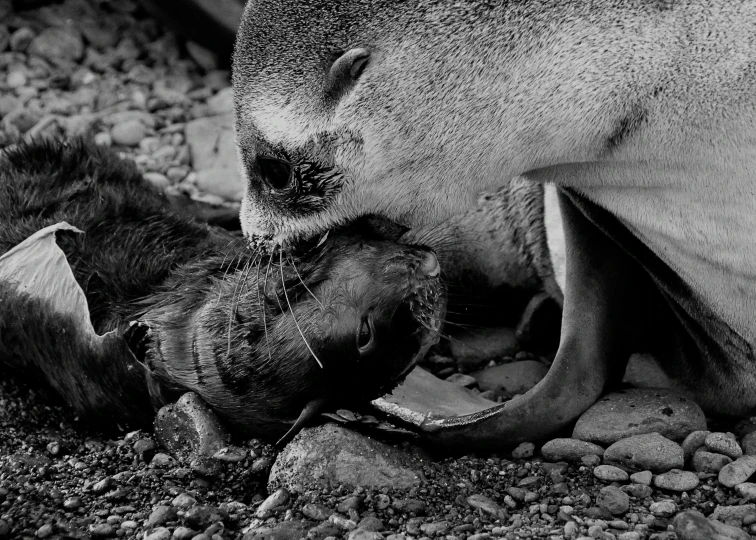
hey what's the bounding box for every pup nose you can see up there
[418,251,440,278]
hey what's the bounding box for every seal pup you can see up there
[0,139,445,443]
[232,0,756,448]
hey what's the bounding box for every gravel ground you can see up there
[3,2,756,540]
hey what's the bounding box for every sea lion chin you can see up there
[233,0,756,447]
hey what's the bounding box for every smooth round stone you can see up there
[143,528,171,540]
[621,484,653,499]
[597,486,630,515]
[692,450,732,473]
[653,469,700,492]
[541,438,605,463]
[512,442,535,459]
[630,471,652,485]
[143,172,170,190]
[572,388,706,445]
[9,27,35,52]
[735,483,756,500]
[650,500,677,517]
[681,430,710,461]
[743,432,756,456]
[28,27,84,62]
[604,433,684,473]
[705,432,743,459]
[111,120,146,146]
[719,455,756,487]
[594,465,629,482]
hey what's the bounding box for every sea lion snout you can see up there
[418,251,440,278]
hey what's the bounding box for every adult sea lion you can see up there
[0,139,445,444]
[232,0,756,448]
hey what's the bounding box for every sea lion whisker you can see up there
[261,249,275,362]
[225,258,253,358]
[216,243,249,306]
[288,252,323,309]
[279,249,324,369]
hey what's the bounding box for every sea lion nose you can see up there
[418,251,440,278]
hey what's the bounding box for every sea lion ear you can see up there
[326,48,370,95]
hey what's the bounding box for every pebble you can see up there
[63,496,83,510]
[512,442,535,459]
[256,489,290,518]
[705,432,743,459]
[572,389,706,445]
[742,431,756,455]
[649,500,677,517]
[621,484,653,499]
[348,531,384,540]
[184,505,225,530]
[172,493,198,508]
[691,450,732,473]
[653,469,699,491]
[37,524,53,538]
[594,465,629,482]
[673,511,749,540]
[28,27,85,62]
[111,119,147,146]
[9,27,34,52]
[302,503,331,521]
[269,424,427,492]
[147,505,178,527]
[88,523,114,537]
[603,433,684,472]
[144,528,171,540]
[629,471,652,485]
[420,522,450,536]
[466,494,507,520]
[681,429,710,461]
[711,504,756,524]
[358,517,384,532]
[735,482,756,500]
[144,172,171,190]
[172,527,197,540]
[718,455,756,487]
[445,373,478,388]
[6,70,27,89]
[542,438,605,462]
[596,486,629,515]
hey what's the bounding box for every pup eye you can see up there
[257,156,295,192]
[357,315,373,352]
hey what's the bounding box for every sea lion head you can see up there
[144,217,446,440]
[233,0,568,245]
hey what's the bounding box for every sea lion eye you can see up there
[257,156,295,192]
[357,315,373,352]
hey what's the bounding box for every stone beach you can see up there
[3,1,756,540]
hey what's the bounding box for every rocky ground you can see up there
[3,1,756,540]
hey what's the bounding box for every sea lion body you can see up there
[232,0,756,446]
[0,140,445,440]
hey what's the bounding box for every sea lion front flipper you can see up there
[0,222,153,426]
[409,191,646,450]
[276,398,329,448]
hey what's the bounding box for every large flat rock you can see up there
[572,388,706,445]
[269,424,428,493]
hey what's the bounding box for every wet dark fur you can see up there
[0,139,444,439]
